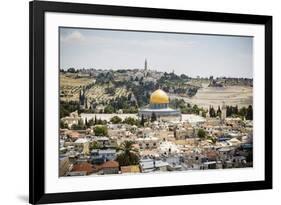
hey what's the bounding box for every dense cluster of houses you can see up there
[59,111,253,177]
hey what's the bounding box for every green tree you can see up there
[94,125,108,136]
[78,119,85,128]
[201,110,207,118]
[238,107,247,118]
[173,127,177,138]
[71,119,85,130]
[60,120,68,129]
[246,105,253,120]
[87,118,95,127]
[123,106,138,113]
[234,105,239,115]
[140,114,145,126]
[85,118,88,127]
[246,149,253,163]
[151,112,157,122]
[227,105,239,117]
[123,117,139,126]
[197,129,206,139]
[91,141,101,150]
[217,106,222,118]
[226,106,231,117]
[116,141,139,166]
[110,116,122,124]
[207,136,217,144]
[96,118,107,125]
[94,115,97,125]
[67,67,76,73]
[209,106,216,117]
[104,105,115,113]
[192,104,200,114]
[60,101,79,118]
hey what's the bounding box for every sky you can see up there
[60,27,253,78]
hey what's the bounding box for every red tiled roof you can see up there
[206,151,218,159]
[101,160,119,169]
[72,163,94,174]
[66,130,80,138]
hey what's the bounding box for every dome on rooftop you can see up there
[150,89,169,104]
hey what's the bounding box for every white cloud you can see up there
[61,31,85,43]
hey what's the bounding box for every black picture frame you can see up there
[29,1,272,204]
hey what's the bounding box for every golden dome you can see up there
[150,89,169,104]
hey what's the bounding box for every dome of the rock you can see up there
[139,89,181,120]
[150,89,169,104]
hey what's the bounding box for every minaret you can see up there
[144,58,148,77]
[144,58,147,71]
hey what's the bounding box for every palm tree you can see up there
[116,141,139,166]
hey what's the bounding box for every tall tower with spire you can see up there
[144,58,147,71]
[144,58,148,77]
